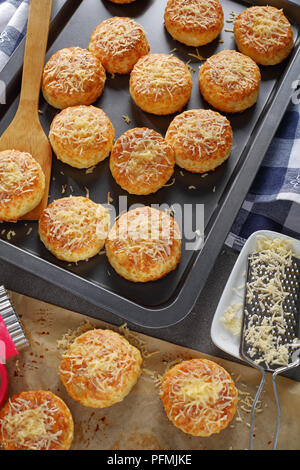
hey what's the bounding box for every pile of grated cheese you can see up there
[221,301,243,337]
[221,236,300,368]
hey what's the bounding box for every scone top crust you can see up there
[0,149,45,221]
[89,17,149,74]
[0,390,74,450]
[199,49,261,100]
[59,329,142,408]
[42,47,106,108]
[130,53,192,104]
[38,196,110,262]
[164,0,224,34]
[165,109,232,170]
[49,105,115,168]
[110,127,175,195]
[160,359,238,437]
[234,6,293,58]
[106,206,181,282]
[50,106,114,152]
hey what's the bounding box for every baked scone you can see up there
[234,6,294,66]
[38,196,110,262]
[106,206,181,282]
[42,47,106,109]
[130,53,193,115]
[164,0,224,46]
[89,17,149,75]
[49,105,115,169]
[110,127,175,195]
[0,149,45,221]
[165,109,232,173]
[160,359,238,437]
[198,49,261,113]
[60,329,142,408]
[0,390,74,450]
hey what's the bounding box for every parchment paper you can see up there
[2,292,300,450]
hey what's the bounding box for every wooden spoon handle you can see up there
[19,0,53,112]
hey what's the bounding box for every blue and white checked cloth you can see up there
[0,0,299,251]
[0,0,28,72]
[226,100,300,250]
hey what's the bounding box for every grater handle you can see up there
[271,348,300,450]
[249,368,266,450]
[272,371,281,450]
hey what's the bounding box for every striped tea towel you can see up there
[0,0,29,73]
[226,100,300,251]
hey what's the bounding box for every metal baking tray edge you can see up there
[0,0,299,329]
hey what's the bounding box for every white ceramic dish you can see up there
[210,230,300,361]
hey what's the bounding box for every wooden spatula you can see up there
[0,0,53,220]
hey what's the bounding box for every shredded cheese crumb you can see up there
[122,114,131,125]
[221,301,243,336]
[57,320,94,351]
[85,165,96,175]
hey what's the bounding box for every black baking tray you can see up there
[0,0,299,329]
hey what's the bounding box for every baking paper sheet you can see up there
[2,292,300,450]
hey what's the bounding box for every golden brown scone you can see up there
[234,6,294,66]
[42,47,106,109]
[130,53,193,115]
[160,359,238,437]
[198,49,261,113]
[0,149,45,221]
[165,109,232,173]
[110,127,175,195]
[38,196,110,262]
[106,206,181,282]
[49,105,115,169]
[164,0,224,46]
[0,390,74,450]
[60,329,142,408]
[89,17,149,75]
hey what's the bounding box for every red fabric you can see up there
[0,363,8,409]
[0,314,18,360]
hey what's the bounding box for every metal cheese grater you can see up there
[0,286,29,408]
[240,252,300,450]
[0,286,29,352]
